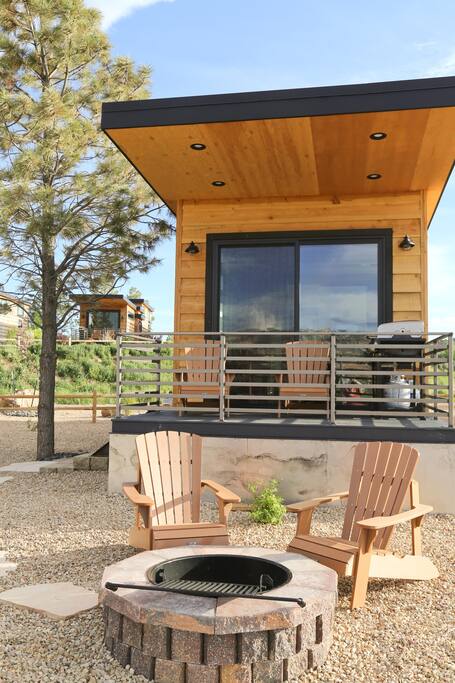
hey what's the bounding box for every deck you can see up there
[111,411,455,443]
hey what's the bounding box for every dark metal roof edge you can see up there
[101,75,455,129]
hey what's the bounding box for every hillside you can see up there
[0,342,116,403]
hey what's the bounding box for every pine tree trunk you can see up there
[37,250,57,460]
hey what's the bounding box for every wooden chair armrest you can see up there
[287,491,349,513]
[356,504,433,530]
[122,483,155,507]
[201,479,241,503]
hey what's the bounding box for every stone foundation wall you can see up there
[109,433,455,513]
[104,606,332,682]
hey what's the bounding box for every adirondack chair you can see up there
[178,339,235,412]
[277,341,330,417]
[287,442,438,608]
[123,430,241,550]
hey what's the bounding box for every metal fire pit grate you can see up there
[105,553,305,606]
[159,577,265,596]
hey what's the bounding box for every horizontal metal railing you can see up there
[115,331,454,428]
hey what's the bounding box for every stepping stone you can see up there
[0,561,17,577]
[0,462,46,473]
[0,460,74,474]
[0,583,99,620]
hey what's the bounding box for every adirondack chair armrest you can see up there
[356,504,433,530]
[201,479,241,503]
[287,491,349,513]
[122,483,155,507]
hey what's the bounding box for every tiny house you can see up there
[102,76,455,512]
[102,76,455,336]
[72,294,153,339]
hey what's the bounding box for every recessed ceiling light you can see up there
[190,143,206,150]
[370,132,387,140]
[367,173,382,180]
[212,180,225,187]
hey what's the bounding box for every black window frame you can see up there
[205,229,392,332]
[87,308,121,330]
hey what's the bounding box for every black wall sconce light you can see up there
[185,241,200,255]
[399,234,416,250]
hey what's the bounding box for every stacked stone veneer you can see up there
[104,604,332,682]
[101,547,337,683]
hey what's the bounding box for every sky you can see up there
[87,0,455,332]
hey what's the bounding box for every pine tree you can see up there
[0,1,172,459]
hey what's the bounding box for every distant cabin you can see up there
[72,294,153,340]
[0,293,28,341]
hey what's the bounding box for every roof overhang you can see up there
[101,76,455,224]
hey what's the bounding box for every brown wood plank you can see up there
[191,434,202,523]
[144,433,167,525]
[349,442,382,542]
[179,432,193,522]
[290,536,356,563]
[380,446,419,548]
[342,442,367,540]
[153,525,226,540]
[136,435,153,498]
[155,431,174,525]
[168,431,184,524]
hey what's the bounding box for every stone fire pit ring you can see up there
[100,546,337,682]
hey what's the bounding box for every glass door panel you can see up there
[219,245,294,332]
[299,243,378,332]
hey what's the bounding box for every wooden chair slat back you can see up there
[285,341,329,385]
[342,442,419,549]
[135,431,203,526]
[185,340,220,384]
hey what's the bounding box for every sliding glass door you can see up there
[207,230,391,333]
[219,245,295,332]
[299,243,379,332]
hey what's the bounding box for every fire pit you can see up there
[100,546,337,682]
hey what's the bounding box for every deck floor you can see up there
[112,410,455,443]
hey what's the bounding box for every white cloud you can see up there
[424,49,455,77]
[86,0,175,29]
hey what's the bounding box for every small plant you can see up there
[248,479,286,525]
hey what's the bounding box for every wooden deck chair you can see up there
[123,430,241,550]
[277,341,330,417]
[287,442,438,608]
[179,339,235,412]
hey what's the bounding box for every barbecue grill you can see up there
[376,320,425,358]
[105,553,305,606]
[374,321,425,412]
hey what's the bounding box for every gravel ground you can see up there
[0,417,454,682]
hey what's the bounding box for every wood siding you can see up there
[174,192,428,332]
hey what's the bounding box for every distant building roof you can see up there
[71,293,153,312]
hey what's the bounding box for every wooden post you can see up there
[92,389,97,423]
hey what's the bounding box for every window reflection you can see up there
[299,243,378,331]
[219,246,294,332]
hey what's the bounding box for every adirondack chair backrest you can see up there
[342,442,419,549]
[185,339,220,384]
[135,431,202,526]
[285,341,330,386]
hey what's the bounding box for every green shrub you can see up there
[248,479,286,525]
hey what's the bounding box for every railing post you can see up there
[448,333,454,428]
[92,389,97,423]
[330,335,336,424]
[115,334,122,418]
[219,334,226,422]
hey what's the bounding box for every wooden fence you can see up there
[0,391,116,423]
